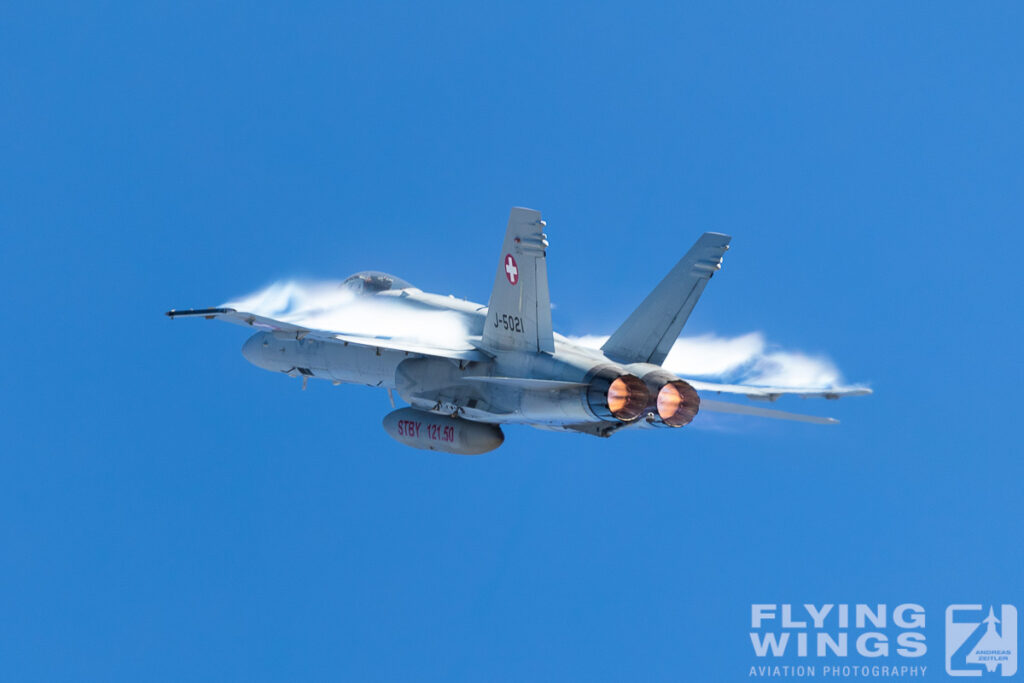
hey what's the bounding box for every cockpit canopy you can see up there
[341,271,414,294]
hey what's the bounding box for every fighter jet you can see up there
[167,208,869,454]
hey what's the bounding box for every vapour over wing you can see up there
[683,379,872,402]
[164,308,486,361]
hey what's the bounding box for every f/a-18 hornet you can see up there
[168,208,869,454]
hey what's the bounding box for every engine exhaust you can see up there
[630,368,701,427]
[656,380,700,427]
[586,368,650,422]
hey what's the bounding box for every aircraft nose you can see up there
[241,333,266,366]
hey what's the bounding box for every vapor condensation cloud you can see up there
[224,280,863,391]
[568,332,861,390]
[223,280,475,349]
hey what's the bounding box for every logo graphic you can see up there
[947,604,1017,676]
[504,254,519,285]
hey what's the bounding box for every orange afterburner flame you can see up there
[656,380,700,427]
[657,383,682,419]
[608,377,631,414]
[605,375,649,421]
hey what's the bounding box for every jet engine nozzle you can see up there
[630,367,701,428]
[586,369,650,422]
[656,379,700,427]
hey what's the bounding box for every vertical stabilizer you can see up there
[602,232,731,365]
[482,207,555,354]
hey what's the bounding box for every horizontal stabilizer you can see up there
[700,399,839,424]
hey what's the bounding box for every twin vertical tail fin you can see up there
[481,210,727,362]
[602,232,731,366]
[481,207,555,354]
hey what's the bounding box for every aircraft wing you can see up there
[699,399,839,424]
[165,307,487,361]
[166,307,321,337]
[684,379,872,402]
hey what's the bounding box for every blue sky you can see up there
[1,2,1022,680]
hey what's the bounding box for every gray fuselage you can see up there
[239,287,668,432]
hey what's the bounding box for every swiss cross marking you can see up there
[504,254,519,285]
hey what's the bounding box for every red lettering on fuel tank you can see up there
[421,423,456,443]
[397,419,423,438]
